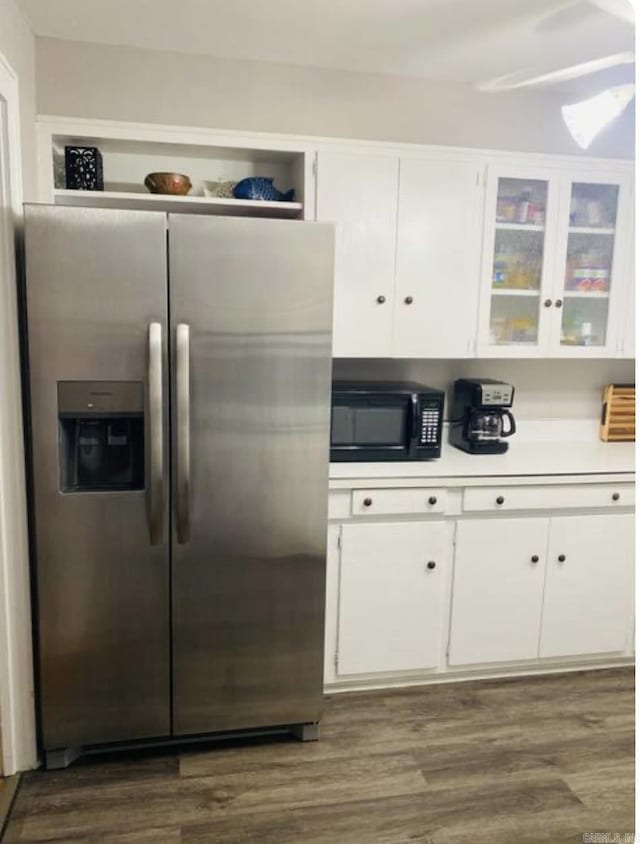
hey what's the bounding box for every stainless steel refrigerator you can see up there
[23,205,334,768]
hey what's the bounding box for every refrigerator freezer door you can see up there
[168,215,334,735]
[24,205,171,750]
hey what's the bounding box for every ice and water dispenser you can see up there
[58,382,145,492]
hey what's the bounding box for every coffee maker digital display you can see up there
[449,378,516,454]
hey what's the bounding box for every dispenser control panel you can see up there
[58,381,145,492]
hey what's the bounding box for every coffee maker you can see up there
[449,378,516,454]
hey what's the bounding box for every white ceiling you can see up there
[17,0,635,96]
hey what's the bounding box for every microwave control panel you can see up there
[419,401,442,447]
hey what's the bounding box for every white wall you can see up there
[333,358,635,422]
[0,0,36,198]
[0,0,37,774]
[35,37,634,159]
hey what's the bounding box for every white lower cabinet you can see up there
[448,512,635,668]
[448,518,549,666]
[336,521,448,675]
[327,478,635,688]
[539,513,634,658]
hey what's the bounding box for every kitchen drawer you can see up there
[352,488,447,516]
[463,483,635,513]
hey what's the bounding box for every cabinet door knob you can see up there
[363,497,372,507]
[428,496,438,506]
[544,299,552,308]
[426,561,436,570]
[376,295,386,304]
[555,299,563,308]
[404,296,414,305]
[612,492,620,501]
[558,554,566,562]
[496,495,505,505]
[531,555,539,563]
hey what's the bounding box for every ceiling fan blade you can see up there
[535,0,635,32]
[588,0,635,24]
[476,51,635,91]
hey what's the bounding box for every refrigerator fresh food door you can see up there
[24,205,171,751]
[168,215,334,735]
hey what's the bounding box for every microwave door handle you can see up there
[501,410,517,437]
[176,323,191,544]
[148,322,165,545]
[410,394,419,443]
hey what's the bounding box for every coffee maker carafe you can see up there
[449,378,516,454]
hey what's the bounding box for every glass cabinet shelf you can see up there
[491,289,539,296]
[569,226,616,235]
[495,223,545,232]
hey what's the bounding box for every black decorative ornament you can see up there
[64,146,104,191]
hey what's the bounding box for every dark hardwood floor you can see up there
[3,667,634,843]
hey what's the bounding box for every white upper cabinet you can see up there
[393,158,483,357]
[622,258,635,357]
[619,194,635,358]
[477,164,633,358]
[39,119,633,361]
[317,150,484,358]
[316,151,399,357]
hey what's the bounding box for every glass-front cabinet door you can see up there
[551,176,630,356]
[478,166,632,358]
[477,168,558,356]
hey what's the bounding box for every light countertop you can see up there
[329,422,635,481]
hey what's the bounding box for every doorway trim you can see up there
[0,50,37,774]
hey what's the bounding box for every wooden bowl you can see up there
[144,172,192,195]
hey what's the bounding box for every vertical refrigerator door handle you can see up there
[148,322,164,545]
[176,323,191,544]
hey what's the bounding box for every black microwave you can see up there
[330,381,445,461]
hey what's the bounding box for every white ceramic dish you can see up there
[203,180,236,198]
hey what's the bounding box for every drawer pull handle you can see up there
[428,496,438,506]
[612,492,620,501]
[496,496,505,505]
[558,554,566,563]
[376,295,386,304]
[363,497,372,507]
[531,555,539,563]
[426,561,436,571]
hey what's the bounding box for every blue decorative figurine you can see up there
[233,177,295,202]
